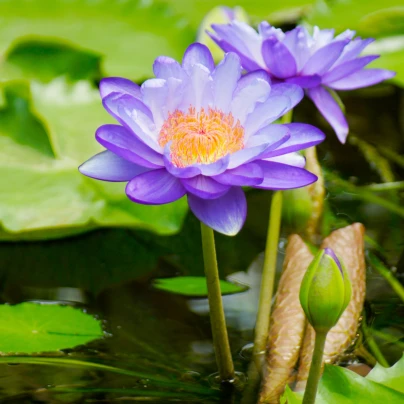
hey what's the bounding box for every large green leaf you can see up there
[165,0,316,28]
[0,0,193,79]
[305,1,404,86]
[281,363,404,403]
[367,355,404,393]
[0,79,187,240]
[0,302,103,353]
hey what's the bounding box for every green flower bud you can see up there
[196,6,249,62]
[299,248,352,333]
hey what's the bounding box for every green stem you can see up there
[371,329,404,350]
[253,190,283,359]
[302,331,328,404]
[362,322,389,367]
[368,253,404,304]
[200,222,235,381]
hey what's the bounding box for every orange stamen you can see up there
[159,107,244,167]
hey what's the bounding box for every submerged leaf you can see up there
[0,302,103,354]
[296,223,366,390]
[259,235,314,404]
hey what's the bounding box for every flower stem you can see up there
[200,222,235,382]
[253,190,283,359]
[362,321,389,367]
[302,331,328,404]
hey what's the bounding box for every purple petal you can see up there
[96,124,163,169]
[180,63,213,111]
[302,40,349,76]
[254,161,317,190]
[181,175,230,199]
[212,52,242,112]
[326,69,396,90]
[213,163,264,186]
[231,71,271,123]
[153,56,186,80]
[182,43,215,74]
[188,187,247,236]
[246,124,290,148]
[208,33,263,72]
[323,55,379,84]
[163,146,229,178]
[244,95,290,136]
[103,94,161,152]
[285,75,322,89]
[126,169,186,205]
[335,38,374,66]
[79,150,149,182]
[99,77,141,99]
[141,78,168,128]
[269,83,304,109]
[262,37,297,78]
[282,26,311,71]
[228,142,274,170]
[307,86,348,143]
[264,152,306,168]
[262,123,326,157]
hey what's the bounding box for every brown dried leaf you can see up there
[295,223,366,391]
[259,235,314,403]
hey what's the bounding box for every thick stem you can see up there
[200,222,235,381]
[253,190,283,360]
[302,331,328,404]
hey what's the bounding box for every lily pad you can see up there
[0,0,193,79]
[367,355,404,393]
[0,302,103,354]
[0,79,188,240]
[153,276,248,297]
[281,362,404,403]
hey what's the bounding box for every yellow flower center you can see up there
[158,107,245,167]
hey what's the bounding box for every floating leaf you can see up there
[0,0,193,79]
[153,276,247,297]
[367,355,404,393]
[0,79,188,240]
[0,303,103,354]
[283,363,404,403]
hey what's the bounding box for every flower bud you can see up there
[299,248,352,333]
[197,6,249,62]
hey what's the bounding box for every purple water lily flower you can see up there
[209,22,396,143]
[79,43,325,236]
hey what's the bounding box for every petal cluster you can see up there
[80,44,325,236]
[209,22,395,143]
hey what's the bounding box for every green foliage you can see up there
[305,0,404,86]
[282,359,404,403]
[0,0,193,79]
[367,355,404,393]
[0,79,188,240]
[0,302,103,353]
[153,276,248,297]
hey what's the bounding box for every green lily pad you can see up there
[0,79,188,240]
[281,362,404,403]
[0,302,103,354]
[153,276,248,297]
[367,355,404,393]
[0,0,193,79]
